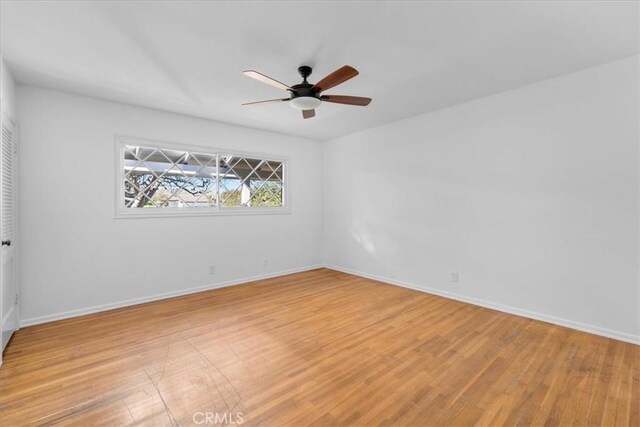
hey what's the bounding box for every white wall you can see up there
[17,87,323,325]
[323,56,640,343]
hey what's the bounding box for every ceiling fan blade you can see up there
[313,66,359,93]
[242,70,291,91]
[241,98,289,106]
[302,109,315,119]
[321,95,372,106]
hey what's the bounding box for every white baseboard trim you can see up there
[19,263,639,346]
[324,264,640,346]
[20,264,323,328]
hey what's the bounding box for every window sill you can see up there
[114,207,291,219]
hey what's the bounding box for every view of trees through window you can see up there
[122,144,284,211]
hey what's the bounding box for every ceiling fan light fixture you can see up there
[290,96,321,110]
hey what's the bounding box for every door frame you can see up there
[1,106,19,363]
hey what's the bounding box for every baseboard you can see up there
[20,263,639,345]
[19,264,323,327]
[324,264,640,346]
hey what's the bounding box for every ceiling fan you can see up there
[241,65,372,119]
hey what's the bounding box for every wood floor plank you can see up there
[0,268,637,426]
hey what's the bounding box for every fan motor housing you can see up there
[289,65,320,102]
[290,83,318,99]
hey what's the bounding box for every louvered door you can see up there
[1,114,17,353]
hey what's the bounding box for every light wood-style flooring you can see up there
[0,268,638,426]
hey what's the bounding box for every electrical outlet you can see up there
[451,272,459,283]
[209,265,216,275]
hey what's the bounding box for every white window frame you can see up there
[114,136,290,218]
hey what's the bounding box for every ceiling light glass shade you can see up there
[290,96,321,110]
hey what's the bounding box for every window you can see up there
[116,138,287,217]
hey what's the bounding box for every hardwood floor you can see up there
[0,268,638,426]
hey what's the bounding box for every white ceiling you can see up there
[1,1,638,141]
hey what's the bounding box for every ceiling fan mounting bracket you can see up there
[298,65,312,82]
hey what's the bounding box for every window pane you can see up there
[123,146,217,209]
[218,156,283,207]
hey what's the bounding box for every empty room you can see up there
[0,1,638,426]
